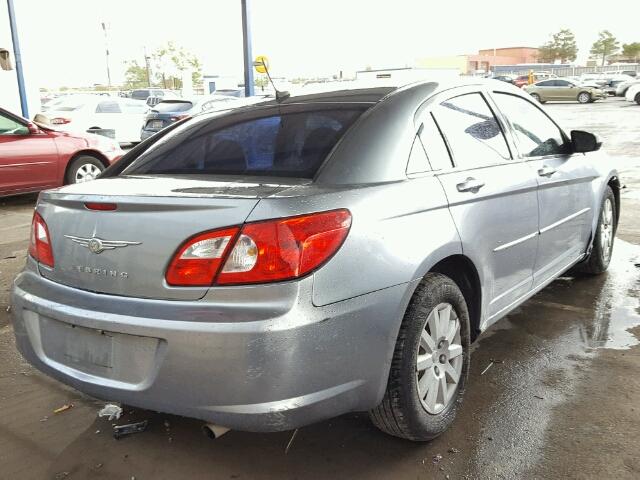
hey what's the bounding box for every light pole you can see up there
[6,0,28,117]
[101,21,112,88]
[241,0,254,97]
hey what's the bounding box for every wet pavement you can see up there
[0,98,639,479]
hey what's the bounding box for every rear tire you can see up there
[65,155,105,184]
[635,93,640,105]
[578,92,591,104]
[369,273,470,441]
[576,186,616,275]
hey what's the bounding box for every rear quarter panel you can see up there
[248,176,461,306]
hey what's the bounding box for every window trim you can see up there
[489,91,572,161]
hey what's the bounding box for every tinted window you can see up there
[122,108,365,178]
[131,90,149,100]
[0,113,28,135]
[536,80,554,87]
[432,93,510,168]
[418,115,453,171]
[555,80,571,87]
[154,101,193,113]
[493,93,568,158]
[96,101,121,113]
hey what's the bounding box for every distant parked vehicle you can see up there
[492,75,515,84]
[615,79,640,97]
[524,78,606,104]
[620,70,637,78]
[625,83,640,104]
[0,107,122,197]
[514,72,557,88]
[140,95,240,140]
[131,89,180,103]
[38,95,149,144]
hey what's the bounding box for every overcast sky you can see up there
[13,0,640,87]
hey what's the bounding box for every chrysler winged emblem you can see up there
[64,235,141,254]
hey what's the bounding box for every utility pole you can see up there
[144,46,151,87]
[241,0,254,97]
[6,0,28,117]
[101,21,112,88]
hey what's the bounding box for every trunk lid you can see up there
[37,176,303,300]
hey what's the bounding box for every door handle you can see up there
[456,177,485,193]
[538,166,556,177]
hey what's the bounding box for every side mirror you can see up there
[26,122,40,134]
[571,130,601,153]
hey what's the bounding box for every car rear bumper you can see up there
[11,264,413,431]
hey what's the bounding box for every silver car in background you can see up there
[11,80,619,441]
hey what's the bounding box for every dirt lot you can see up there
[0,97,639,479]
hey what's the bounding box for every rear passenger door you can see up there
[426,88,539,325]
[490,91,595,288]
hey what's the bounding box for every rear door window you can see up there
[432,92,511,168]
[122,108,365,178]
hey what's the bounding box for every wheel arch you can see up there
[429,255,483,341]
[607,175,621,229]
[63,150,110,184]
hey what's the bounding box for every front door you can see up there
[427,89,539,324]
[0,111,58,195]
[490,91,594,288]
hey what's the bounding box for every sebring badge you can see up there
[64,235,141,254]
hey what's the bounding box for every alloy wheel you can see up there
[416,303,463,414]
[600,198,614,263]
[75,163,102,183]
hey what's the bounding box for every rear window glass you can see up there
[122,108,365,178]
[153,101,193,113]
[131,90,149,100]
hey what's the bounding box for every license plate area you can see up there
[148,120,163,129]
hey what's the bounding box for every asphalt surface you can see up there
[0,97,638,480]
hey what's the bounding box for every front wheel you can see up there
[577,92,591,104]
[576,186,616,275]
[530,93,542,103]
[369,273,470,441]
[635,93,640,105]
[65,155,105,184]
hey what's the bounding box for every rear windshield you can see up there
[121,108,365,178]
[131,90,149,100]
[153,101,193,113]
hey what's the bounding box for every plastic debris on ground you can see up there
[113,420,148,439]
[98,403,123,421]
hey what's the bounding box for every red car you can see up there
[0,107,123,197]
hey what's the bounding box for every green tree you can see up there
[590,30,620,66]
[622,42,640,62]
[123,60,150,89]
[152,41,202,89]
[538,29,578,63]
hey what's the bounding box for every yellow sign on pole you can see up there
[254,56,269,74]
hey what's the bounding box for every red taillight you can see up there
[165,210,352,287]
[50,117,71,125]
[165,227,240,286]
[85,202,117,211]
[28,212,55,267]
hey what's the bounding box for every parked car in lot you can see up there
[625,83,640,104]
[11,80,619,441]
[130,88,180,103]
[616,78,640,97]
[492,75,515,84]
[0,107,122,197]
[140,95,240,140]
[524,78,606,103]
[38,95,149,144]
[514,72,557,88]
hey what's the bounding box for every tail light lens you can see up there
[166,227,239,286]
[28,212,55,267]
[165,209,351,287]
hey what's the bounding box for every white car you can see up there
[625,83,640,104]
[38,95,149,144]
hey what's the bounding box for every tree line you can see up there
[538,29,640,66]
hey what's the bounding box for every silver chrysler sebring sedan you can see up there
[12,80,619,441]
